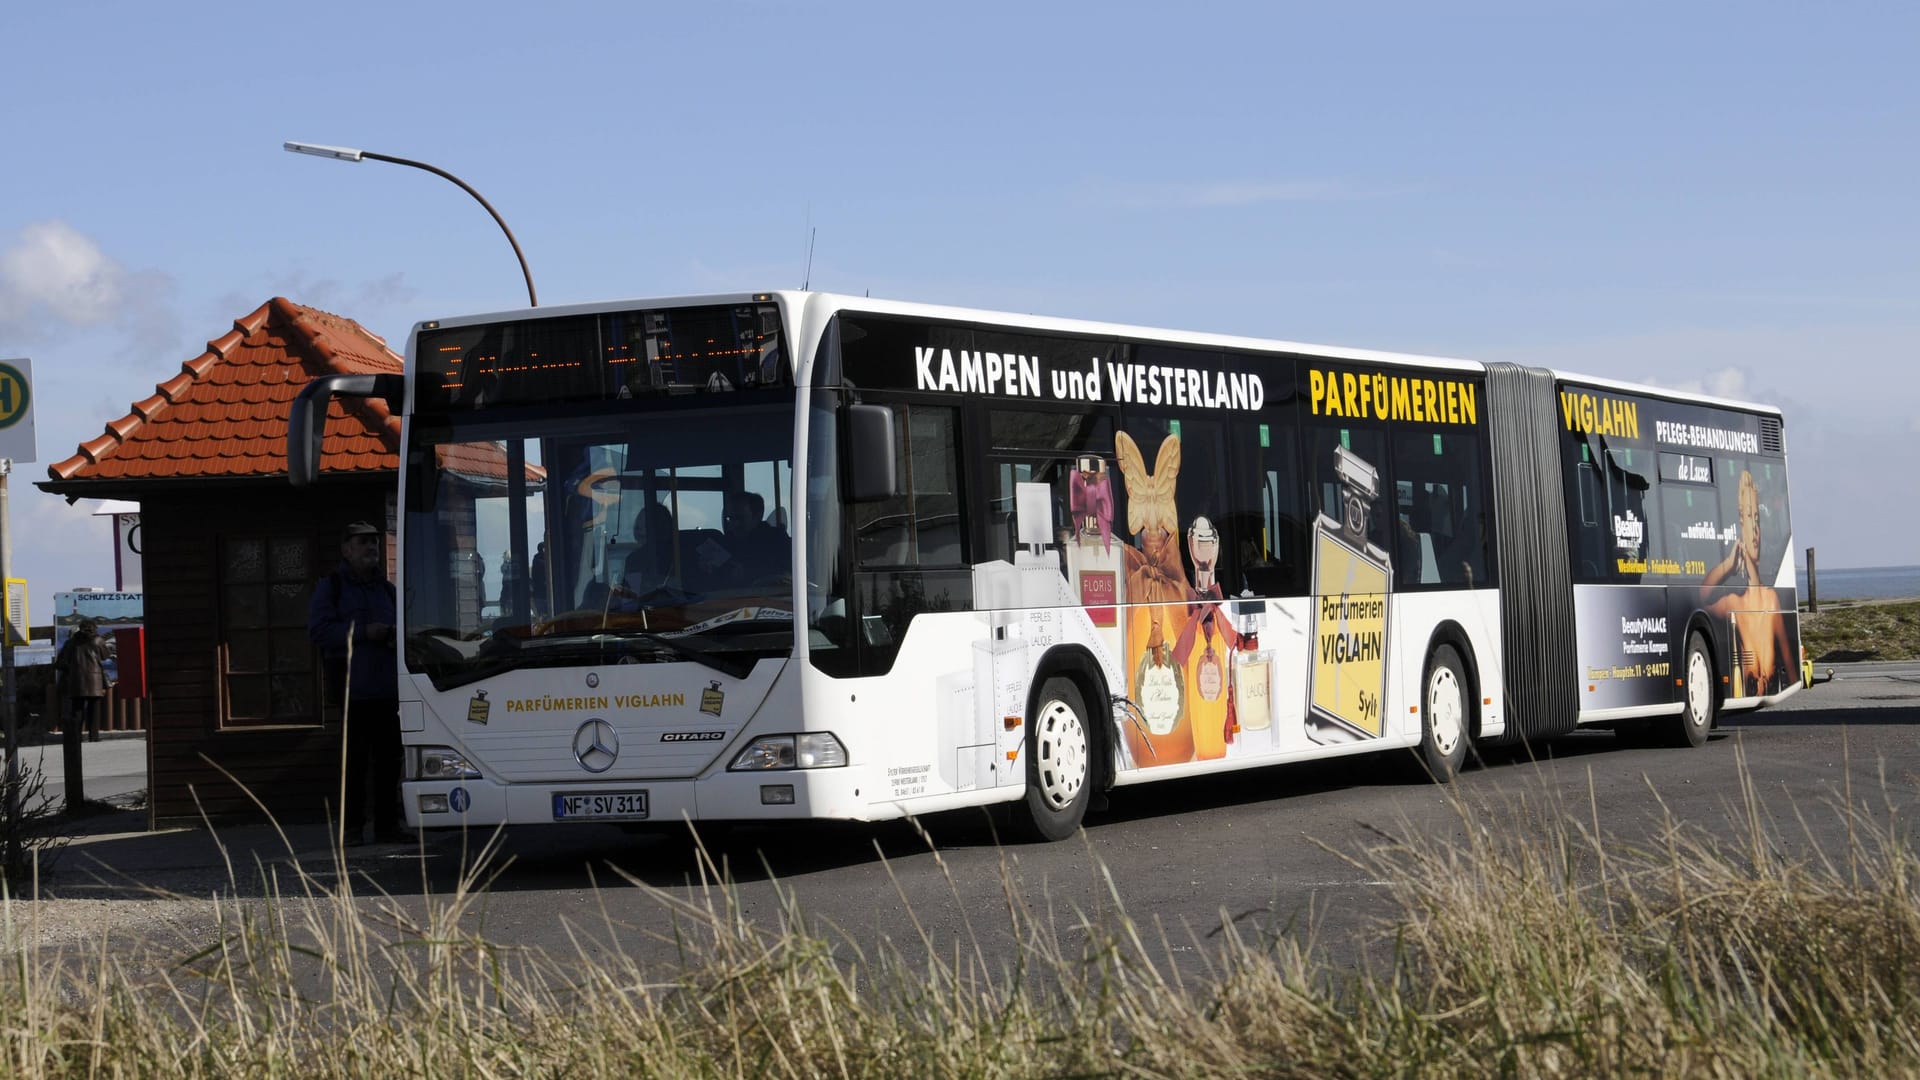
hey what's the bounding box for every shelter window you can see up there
[219,534,320,729]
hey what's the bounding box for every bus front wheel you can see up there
[1668,632,1715,748]
[1416,644,1470,782]
[1019,677,1092,842]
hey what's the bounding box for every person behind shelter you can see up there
[704,491,790,586]
[57,618,114,743]
[528,540,550,619]
[308,521,413,846]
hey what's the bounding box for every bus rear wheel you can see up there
[1667,632,1715,748]
[1416,645,1470,781]
[1018,677,1093,842]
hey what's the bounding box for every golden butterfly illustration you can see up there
[1114,431,1192,608]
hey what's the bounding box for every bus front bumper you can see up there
[404,766,870,829]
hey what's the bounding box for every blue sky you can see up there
[2,1,1915,618]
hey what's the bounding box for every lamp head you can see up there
[283,141,365,162]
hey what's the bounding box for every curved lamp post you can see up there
[283,141,538,308]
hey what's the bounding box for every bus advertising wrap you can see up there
[358,289,1806,841]
[1560,385,1799,711]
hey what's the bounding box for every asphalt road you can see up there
[27,736,148,808]
[35,663,1920,976]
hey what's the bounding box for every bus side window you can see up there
[849,403,972,667]
[1389,428,1489,589]
[1565,443,1609,582]
[1113,414,1236,599]
[1234,417,1306,598]
[1305,424,1387,553]
[853,405,963,569]
[1604,447,1653,582]
[983,409,1115,570]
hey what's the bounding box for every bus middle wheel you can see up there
[1416,644,1470,782]
[1018,676,1093,842]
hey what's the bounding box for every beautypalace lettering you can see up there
[911,348,1266,411]
[504,693,686,713]
[1307,369,1478,426]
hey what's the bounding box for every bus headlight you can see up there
[410,746,483,781]
[729,733,848,771]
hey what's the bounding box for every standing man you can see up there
[54,618,114,812]
[58,619,114,743]
[309,521,414,846]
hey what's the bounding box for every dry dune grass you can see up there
[0,747,1916,1078]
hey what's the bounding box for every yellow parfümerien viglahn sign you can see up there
[1307,368,1478,426]
[1559,389,1640,438]
[1309,530,1389,738]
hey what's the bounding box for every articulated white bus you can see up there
[290,291,1800,840]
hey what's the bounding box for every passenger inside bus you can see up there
[609,501,680,610]
[1437,509,1485,587]
[702,490,790,586]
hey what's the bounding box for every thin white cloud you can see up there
[1469,323,1919,415]
[216,269,418,320]
[1473,322,1920,570]
[1093,179,1386,210]
[1685,290,1920,312]
[1639,365,1750,401]
[0,220,178,353]
[0,221,124,327]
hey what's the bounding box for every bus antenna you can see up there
[801,202,816,290]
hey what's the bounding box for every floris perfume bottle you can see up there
[1307,445,1393,746]
[1185,516,1229,760]
[1067,456,1125,628]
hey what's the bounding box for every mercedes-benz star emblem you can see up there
[585,672,599,689]
[573,719,618,773]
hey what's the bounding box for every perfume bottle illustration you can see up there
[1116,432,1195,767]
[1231,597,1273,744]
[1307,445,1393,745]
[1183,515,1230,761]
[1066,455,1124,627]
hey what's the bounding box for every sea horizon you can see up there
[1796,563,1920,601]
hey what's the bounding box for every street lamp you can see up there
[283,141,538,308]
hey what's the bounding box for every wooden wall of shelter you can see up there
[141,485,388,824]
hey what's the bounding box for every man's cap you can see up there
[342,521,382,542]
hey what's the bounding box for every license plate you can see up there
[552,791,650,820]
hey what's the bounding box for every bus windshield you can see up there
[402,399,796,689]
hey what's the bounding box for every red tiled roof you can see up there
[439,442,548,488]
[47,297,403,483]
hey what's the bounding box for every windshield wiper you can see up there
[410,626,761,689]
[612,630,757,679]
[429,657,518,692]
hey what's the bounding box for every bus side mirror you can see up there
[846,403,897,502]
[289,373,405,487]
